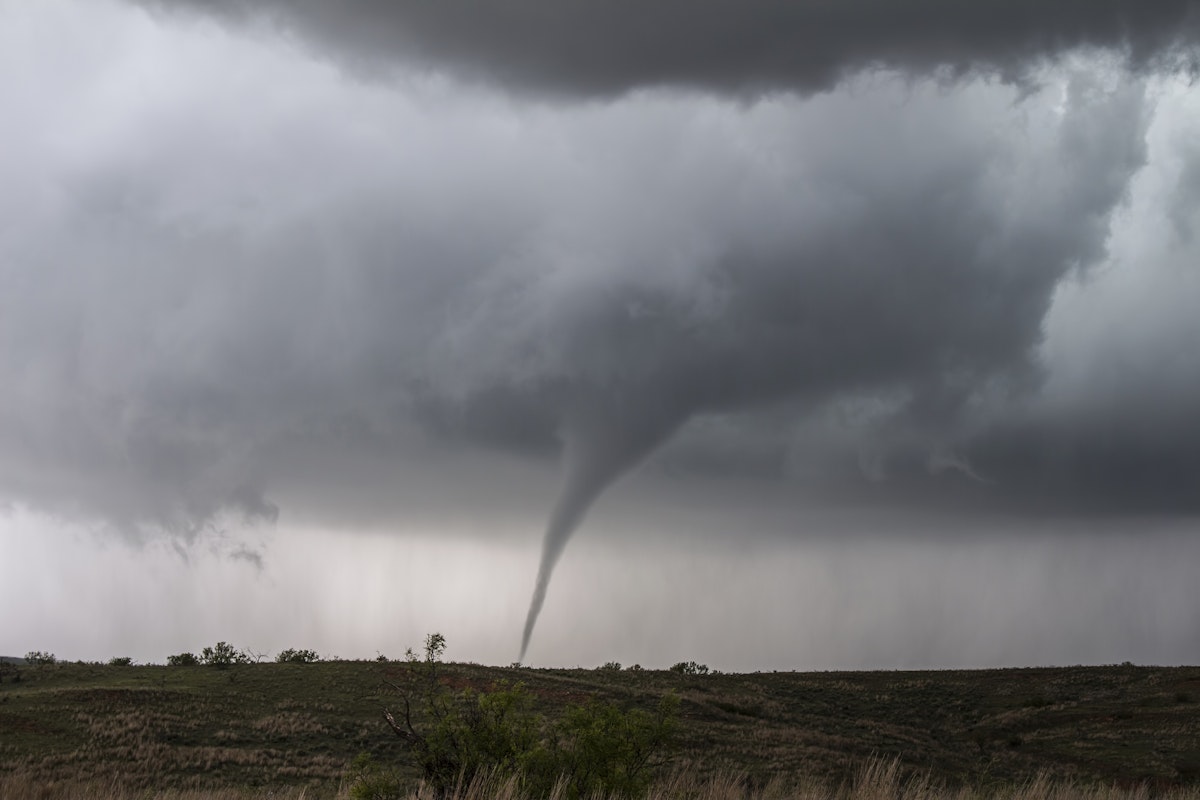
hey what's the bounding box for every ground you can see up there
[1,660,1198,795]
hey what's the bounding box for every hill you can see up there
[1,660,1198,796]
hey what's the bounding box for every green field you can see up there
[2,659,1199,796]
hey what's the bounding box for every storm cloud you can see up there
[3,0,1199,661]
[137,0,1200,96]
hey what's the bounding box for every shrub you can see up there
[167,652,200,666]
[347,752,403,800]
[276,648,321,664]
[371,634,678,799]
[548,693,679,799]
[107,656,134,666]
[599,661,622,671]
[24,651,56,666]
[669,661,709,676]
[199,642,252,668]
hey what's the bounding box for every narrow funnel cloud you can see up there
[520,400,683,661]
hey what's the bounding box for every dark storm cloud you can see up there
[1,26,1169,546]
[4,1,1199,557]
[136,0,1200,96]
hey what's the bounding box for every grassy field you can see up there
[1,660,1199,797]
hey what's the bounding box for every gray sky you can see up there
[1,0,1198,668]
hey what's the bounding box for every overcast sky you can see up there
[1,0,1198,669]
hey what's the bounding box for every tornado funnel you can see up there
[519,400,683,661]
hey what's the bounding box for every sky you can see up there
[1,0,1199,670]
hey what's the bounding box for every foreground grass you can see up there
[5,759,1200,800]
[2,661,1199,794]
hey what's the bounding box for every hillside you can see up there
[1,660,1198,796]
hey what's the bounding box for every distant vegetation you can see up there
[23,650,56,666]
[200,641,255,668]
[277,648,322,664]
[668,661,709,676]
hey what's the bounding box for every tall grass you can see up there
[3,759,1198,800]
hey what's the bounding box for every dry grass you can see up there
[0,771,317,799]
[5,759,1200,800]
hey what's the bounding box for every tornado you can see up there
[519,400,683,661]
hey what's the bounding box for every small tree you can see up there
[407,632,445,668]
[276,648,321,664]
[108,657,134,666]
[24,651,56,666]
[199,642,252,668]
[669,660,709,676]
[167,652,200,666]
[381,632,507,794]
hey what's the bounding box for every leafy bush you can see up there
[347,752,403,800]
[598,661,622,671]
[107,656,133,666]
[544,694,679,799]
[669,661,709,676]
[24,651,56,666]
[371,634,678,799]
[276,648,321,664]
[166,652,199,666]
[199,642,252,668]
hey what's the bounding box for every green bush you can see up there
[347,752,404,800]
[107,656,134,666]
[370,634,678,799]
[276,648,321,664]
[199,642,251,668]
[519,694,678,800]
[166,652,199,666]
[24,651,56,666]
[598,661,622,671]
